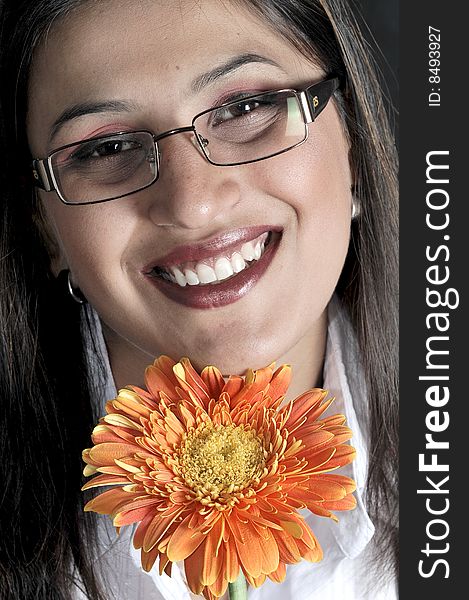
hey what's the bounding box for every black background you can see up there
[356,0,398,133]
[353,2,465,597]
[399,3,465,599]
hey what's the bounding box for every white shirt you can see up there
[79,297,397,600]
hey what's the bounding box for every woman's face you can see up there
[27,0,352,379]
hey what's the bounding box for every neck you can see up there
[103,310,328,402]
[273,309,327,402]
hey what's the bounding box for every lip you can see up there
[142,225,283,271]
[144,229,282,309]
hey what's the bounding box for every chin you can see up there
[165,333,286,377]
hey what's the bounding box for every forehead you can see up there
[27,0,321,149]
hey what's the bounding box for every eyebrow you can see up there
[49,99,137,144]
[190,53,284,93]
[48,53,283,144]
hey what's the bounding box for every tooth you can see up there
[184,268,200,285]
[196,263,217,284]
[231,252,246,273]
[241,241,255,261]
[171,266,187,287]
[253,242,262,260]
[214,257,234,280]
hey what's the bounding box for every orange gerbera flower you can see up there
[82,356,356,599]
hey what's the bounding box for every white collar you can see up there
[321,295,375,559]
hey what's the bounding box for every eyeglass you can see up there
[32,76,340,205]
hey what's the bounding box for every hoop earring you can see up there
[66,270,87,304]
[351,198,360,219]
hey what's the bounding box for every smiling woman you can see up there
[0,1,398,599]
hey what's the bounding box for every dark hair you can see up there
[0,1,398,598]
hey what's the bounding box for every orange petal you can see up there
[322,493,357,511]
[178,403,197,430]
[141,546,160,572]
[128,384,160,407]
[83,464,97,477]
[307,503,337,521]
[177,359,211,402]
[142,506,186,552]
[93,425,139,445]
[268,561,286,583]
[165,513,208,561]
[111,397,151,421]
[113,496,163,525]
[200,365,226,399]
[316,474,357,494]
[153,355,178,374]
[297,535,323,562]
[81,473,130,490]
[307,398,335,423]
[95,464,132,476]
[325,424,353,445]
[223,535,240,583]
[184,543,206,595]
[159,552,172,577]
[319,414,347,427]
[309,474,356,498]
[103,413,142,431]
[229,517,264,578]
[145,364,179,401]
[244,572,266,588]
[133,511,157,549]
[84,488,140,516]
[221,376,244,399]
[272,528,301,563]
[266,365,292,402]
[242,512,283,531]
[325,445,356,470]
[88,442,139,465]
[295,429,335,454]
[91,425,129,444]
[113,504,156,527]
[306,477,347,501]
[284,389,327,430]
[230,384,262,407]
[207,567,229,599]
[302,447,336,472]
[201,527,224,585]
[279,520,303,539]
[163,408,186,440]
[257,529,280,574]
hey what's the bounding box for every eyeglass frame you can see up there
[31,75,341,206]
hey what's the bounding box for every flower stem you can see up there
[228,572,247,600]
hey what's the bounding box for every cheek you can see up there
[248,116,352,242]
[40,198,135,281]
[248,106,351,214]
[244,115,352,304]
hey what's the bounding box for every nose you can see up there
[147,131,241,229]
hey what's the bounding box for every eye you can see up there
[210,96,276,127]
[71,137,142,161]
[223,99,262,118]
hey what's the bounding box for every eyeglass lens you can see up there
[51,131,159,204]
[50,90,306,204]
[193,90,306,165]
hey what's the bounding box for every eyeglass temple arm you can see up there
[304,77,341,122]
[32,159,54,192]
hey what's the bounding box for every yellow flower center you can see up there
[179,422,265,502]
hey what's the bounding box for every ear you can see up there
[33,194,68,277]
[50,251,69,278]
